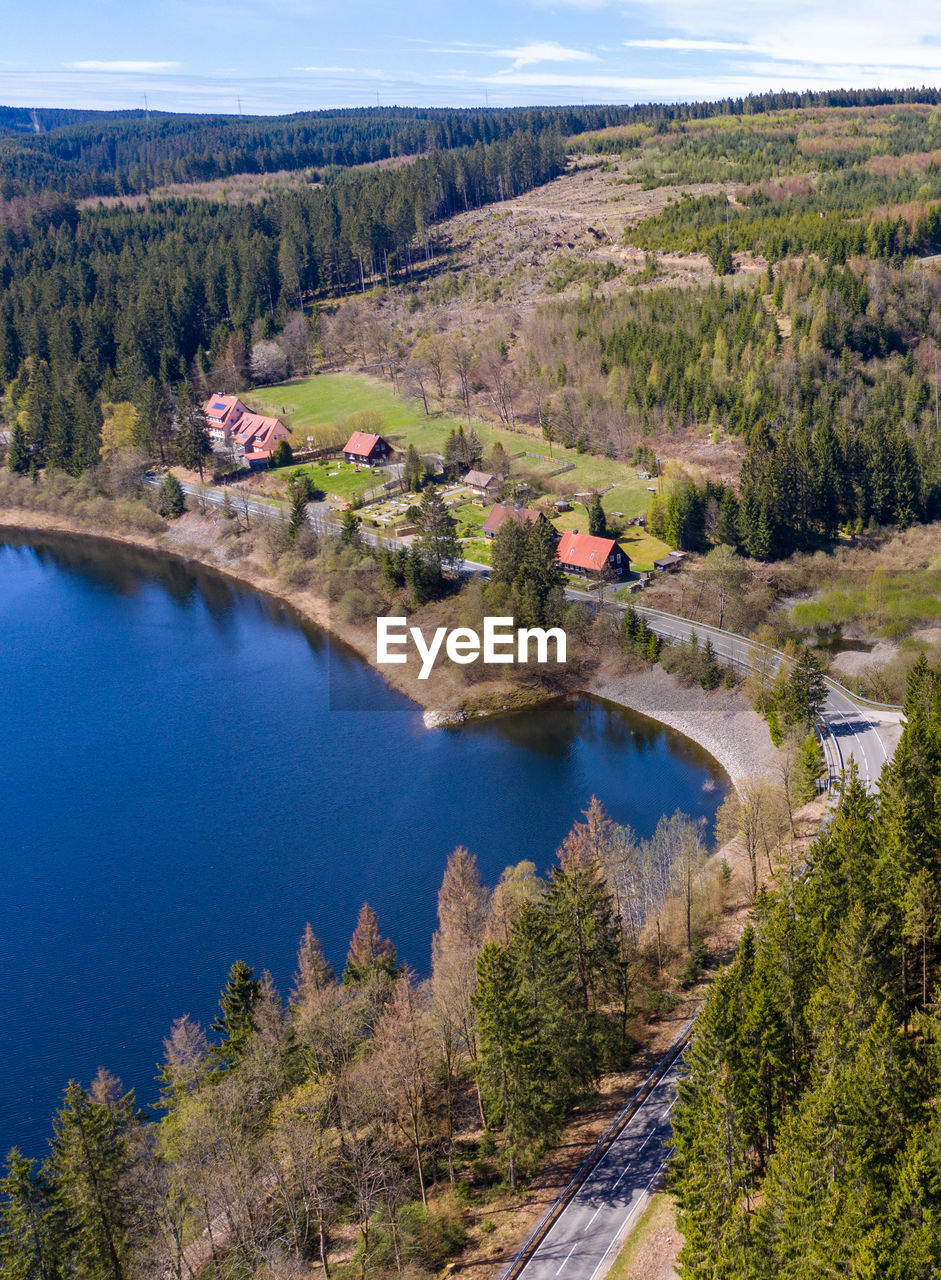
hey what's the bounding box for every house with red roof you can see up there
[482,502,551,539]
[202,393,290,467]
[204,394,249,446]
[343,432,393,465]
[556,530,630,578]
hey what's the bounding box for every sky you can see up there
[2,0,941,116]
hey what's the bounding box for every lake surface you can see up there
[0,532,729,1158]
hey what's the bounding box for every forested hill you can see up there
[671,656,941,1278]
[3,86,941,199]
[0,104,639,199]
[0,130,564,474]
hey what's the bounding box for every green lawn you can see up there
[249,374,667,522]
[283,460,378,501]
[248,374,468,441]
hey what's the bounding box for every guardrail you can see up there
[629,602,903,712]
[498,1020,694,1280]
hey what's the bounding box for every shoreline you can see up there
[0,507,775,790]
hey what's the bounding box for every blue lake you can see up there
[0,532,729,1158]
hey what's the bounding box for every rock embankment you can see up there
[591,665,776,792]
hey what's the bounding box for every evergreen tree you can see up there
[46,1081,136,1280]
[416,487,460,581]
[210,960,261,1065]
[587,494,607,538]
[6,422,29,474]
[340,507,361,546]
[172,384,212,481]
[404,443,425,490]
[471,942,554,1189]
[269,439,293,469]
[0,1149,60,1280]
[781,649,828,728]
[157,472,185,518]
[288,483,309,541]
[793,732,825,804]
[699,636,721,690]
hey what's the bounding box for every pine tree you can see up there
[340,507,361,546]
[172,384,212,481]
[416,487,460,581]
[471,942,555,1189]
[699,636,721,690]
[782,649,827,727]
[46,1080,136,1280]
[6,422,29,474]
[794,732,824,804]
[210,960,261,1065]
[157,472,185,518]
[0,1149,60,1280]
[288,484,309,540]
[587,493,607,537]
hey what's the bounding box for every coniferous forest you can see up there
[671,658,941,1278]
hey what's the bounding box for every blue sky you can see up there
[2,1,941,115]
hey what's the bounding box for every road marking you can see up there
[585,1203,605,1232]
[608,1130,655,1196]
[555,1239,581,1275]
[583,1160,669,1280]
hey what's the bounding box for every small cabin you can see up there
[482,503,548,539]
[464,470,503,497]
[653,551,687,573]
[343,432,393,466]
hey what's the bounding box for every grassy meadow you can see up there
[248,373,674,566]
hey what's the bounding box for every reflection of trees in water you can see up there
[473,694,724,792]
[2,531,327,651]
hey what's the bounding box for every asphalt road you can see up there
[513,1061,681,1280]
[620,602,904,794]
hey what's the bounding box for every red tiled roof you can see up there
[203,393,246,427]
[343,431,386,457]
[482,503,542,536]
[234,413,288,454]
[555,530,624,571]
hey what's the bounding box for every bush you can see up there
[398,1199,467,1270]
[337,587,377,624]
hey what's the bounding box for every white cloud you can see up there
[295,65,358,73]
[494,41,601,71]
[67,60,182,73]
[624,38,753,53]
[624,0,941,73]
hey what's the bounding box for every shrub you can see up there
[338,587,376,624]
[398,1199,467,1270]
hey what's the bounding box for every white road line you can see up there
[609,1130,654,1195]
[583,1160,669,1280]
[555,1239,581,1275]
[584,1203,605,1232]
